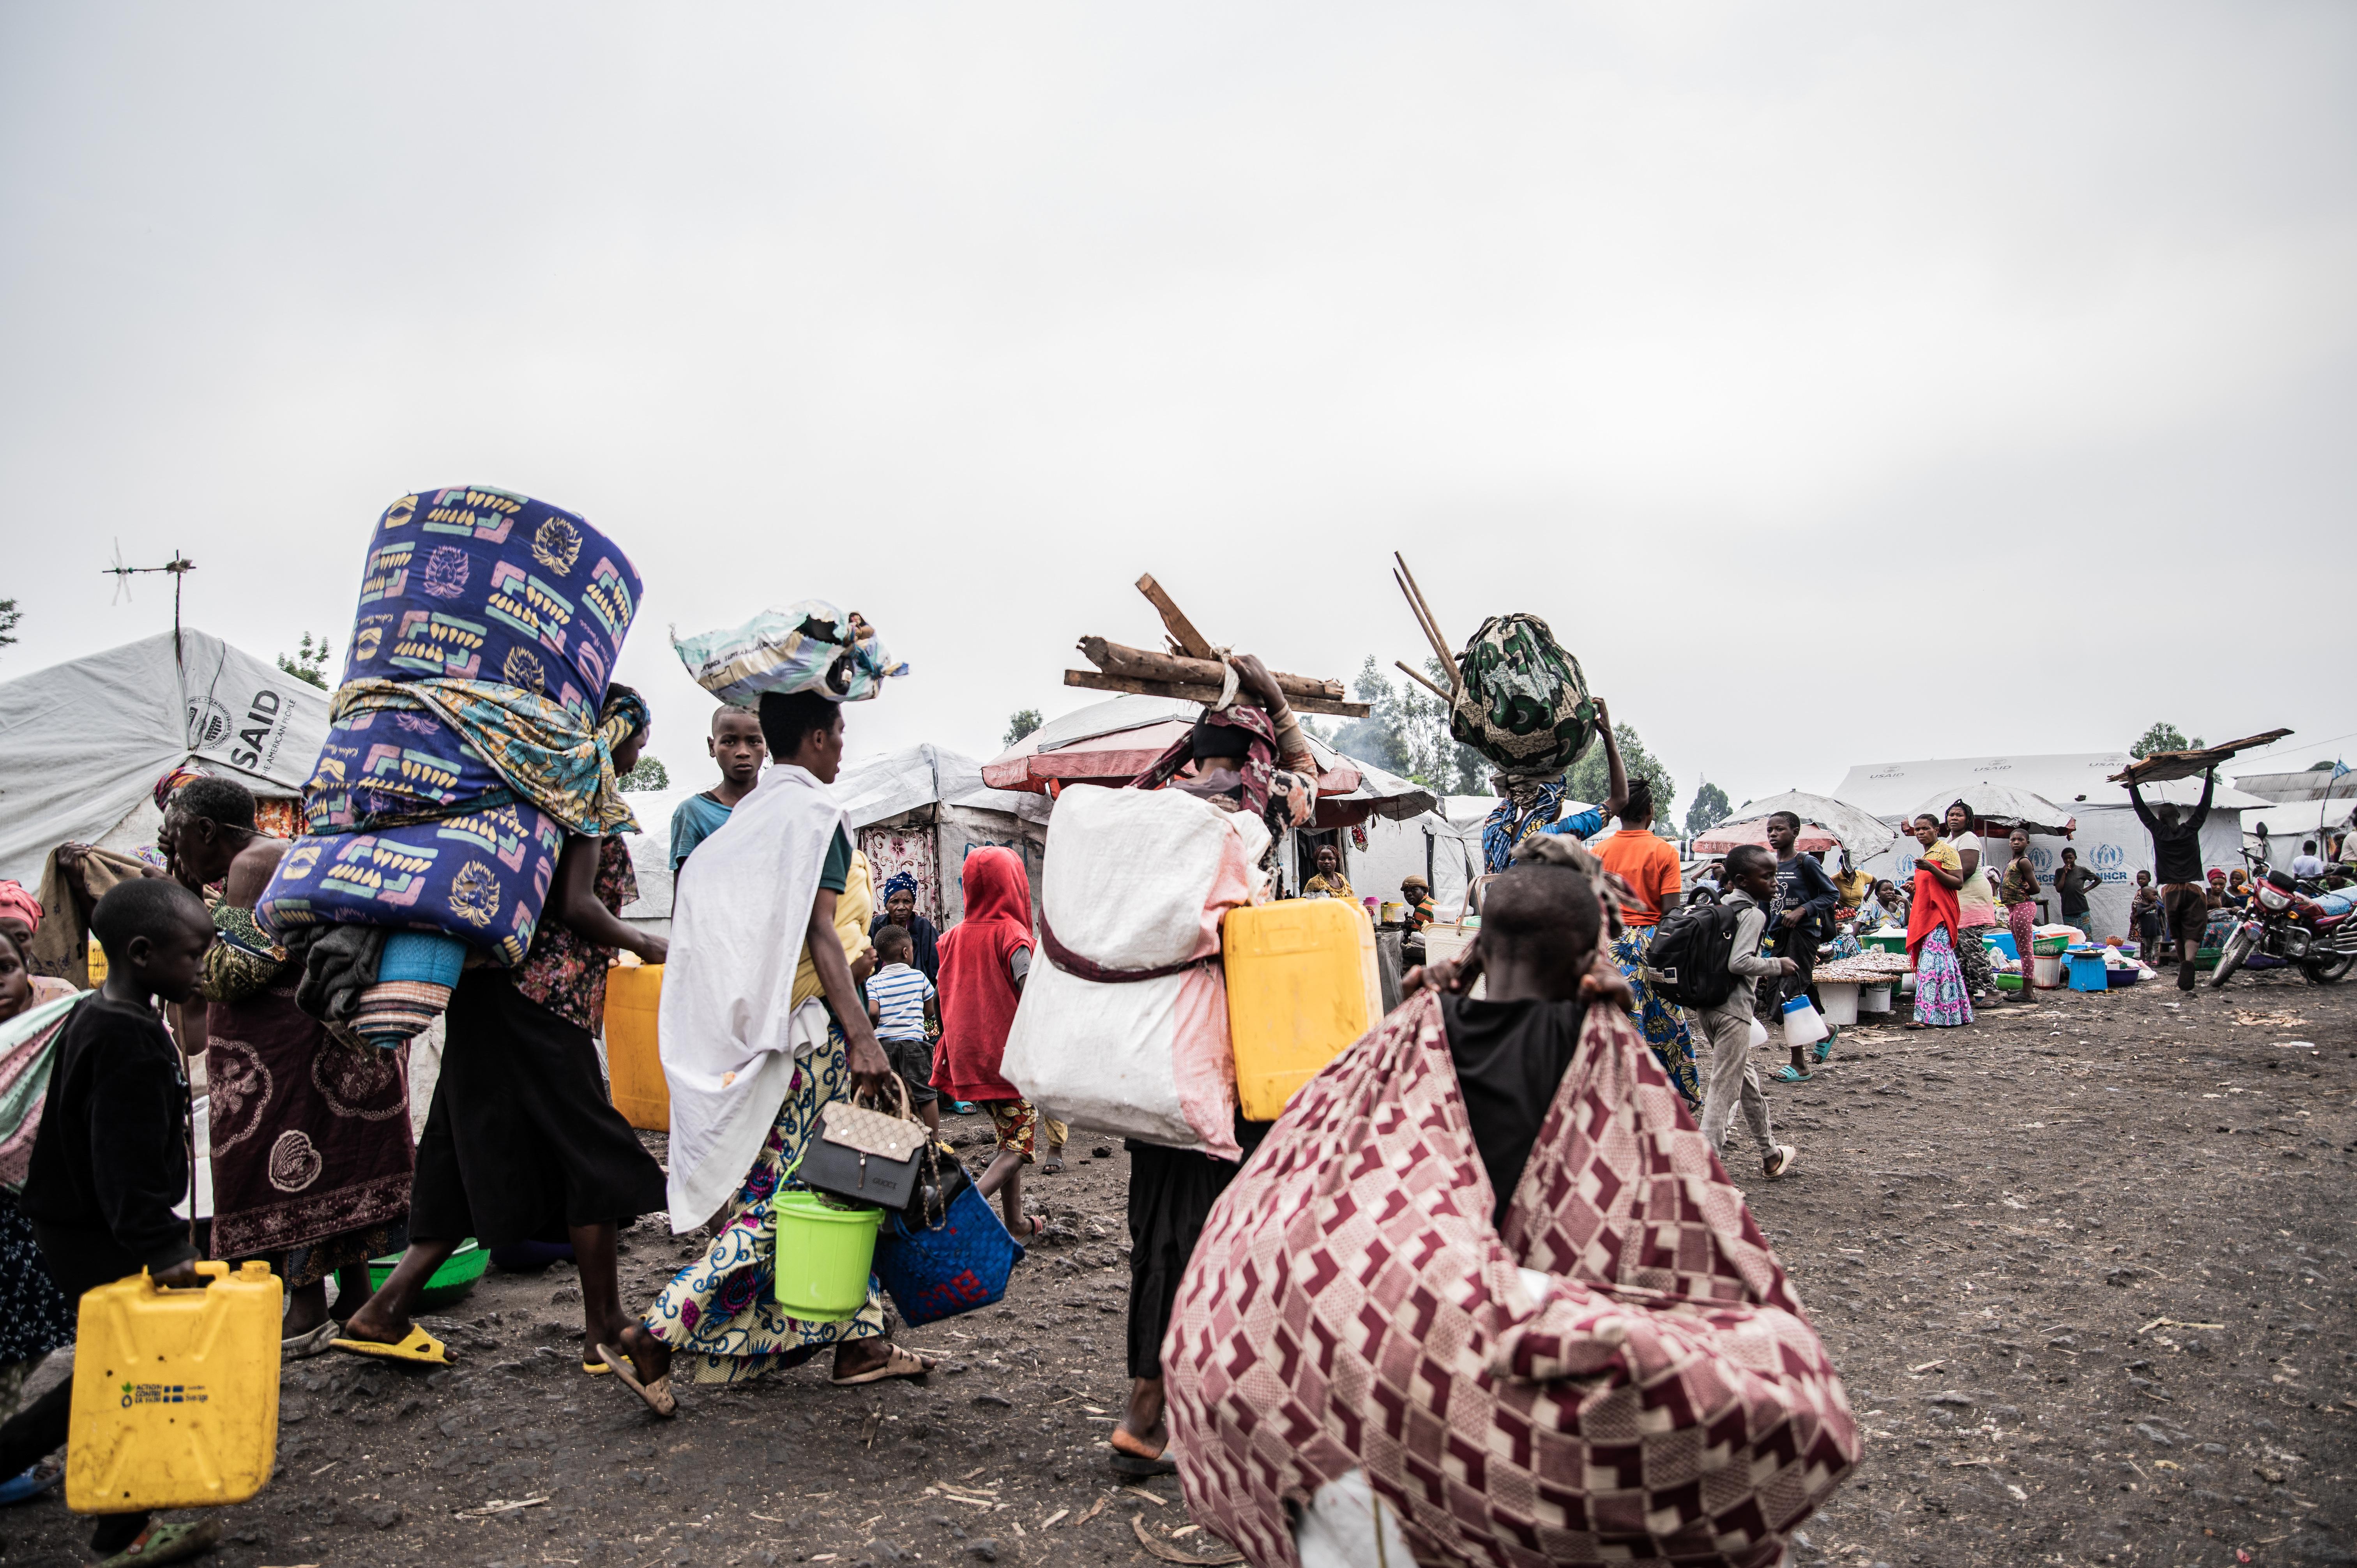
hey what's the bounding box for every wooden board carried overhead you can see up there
[2108,728,2292,785]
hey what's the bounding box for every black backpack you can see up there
[1644,901,1744,1009]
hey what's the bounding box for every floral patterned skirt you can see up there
[1613,927,1700,1111]
[643,1023,886,1384]
[1913,925,1974,1028]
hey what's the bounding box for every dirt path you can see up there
[4,970,2350,1568]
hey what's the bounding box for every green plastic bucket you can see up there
[773,1193,883,1322]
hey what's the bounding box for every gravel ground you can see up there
[2,968,2350,1568]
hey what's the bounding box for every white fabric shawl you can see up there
[658,763,847,1231]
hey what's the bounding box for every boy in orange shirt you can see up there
[1592,777,1702,1110]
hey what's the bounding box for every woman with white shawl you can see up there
[624,689,936,1407]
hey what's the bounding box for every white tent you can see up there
[0,630,330,886]
[2243,800,2354,860]
[620,743,1049,936]
[1830,752,2271,939]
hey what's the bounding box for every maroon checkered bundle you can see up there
[1163,991,1858,1568]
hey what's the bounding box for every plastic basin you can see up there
[368,1239,488,1310]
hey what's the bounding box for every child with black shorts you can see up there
[865,924,941,1131]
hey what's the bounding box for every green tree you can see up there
[1686,780,1731,836]
[1005,708,1043,747]
[2130,721,2204,759]
[1330,657,1489,795]
[276,631,332,689]
[0,598,19,659]
[618,756,670,790]
[1567,722,1674,822]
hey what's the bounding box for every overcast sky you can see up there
[4,3,2352,812]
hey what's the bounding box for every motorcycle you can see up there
[2209,851,2357,987]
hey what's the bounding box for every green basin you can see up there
[368,1239,488,1310]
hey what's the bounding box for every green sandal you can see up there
[1773,1065,1812,1084]
[99,1517,222,1568]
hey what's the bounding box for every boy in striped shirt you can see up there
[866,924,942,1130]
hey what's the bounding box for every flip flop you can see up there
[282,1320,341,1360]
[597,1342,677,1418]
[1040,1154,1065,1174]
[1773,1065,1811,1084]
[828,1342,935,1388]
[581,1358,613,1376]
[98,1516,221,1568]
[329,1324,451,1365]
[1811,1040,1833,1063]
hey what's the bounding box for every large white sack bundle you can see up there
[1002,785,1266,1157]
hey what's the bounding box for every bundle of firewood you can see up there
[1064,575,1370,719]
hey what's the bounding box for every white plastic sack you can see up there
[1001,786,1266,1156]
[671,602,907,706]
[1294,1469,1415,1568]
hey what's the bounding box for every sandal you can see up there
[1773,1065,1811,1084]
[98,1517,221,1568]
[1040,1153,1065,1174]
[281,1319,341,1360]
[829,1342,936,1388]
[1811,1039,1833,1064]
[0,1456,63,1506]
[597,1342,677,1418]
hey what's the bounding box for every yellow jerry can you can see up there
[604,962,670,1134]
[1224,899,1383,1121]
[67,1260,282,1514]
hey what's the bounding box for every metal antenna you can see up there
[101,542,196,671]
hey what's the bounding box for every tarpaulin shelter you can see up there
[1908,783,2077,837]
[0,631,329,887]
[1698,790,1896,860]
[1830,752,2271,939]
[1690,818,1839,856]
[620,743,1048,939]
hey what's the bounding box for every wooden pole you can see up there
[1063,669,1369,718]
[1134,575,1215,660]
[1392,660,1451,703]
[1078,636,1348,703]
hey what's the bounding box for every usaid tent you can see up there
[0,630,329,886]
[1830,752,2270,939]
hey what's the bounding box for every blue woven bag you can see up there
[873,1180,1026,1327]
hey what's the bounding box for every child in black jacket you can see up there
[5,878,221,1567]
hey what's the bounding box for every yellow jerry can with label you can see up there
[67,1260,282,1513]
[1224,900,1383,1121]
[603,962,669,1134]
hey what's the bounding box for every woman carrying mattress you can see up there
[337,690,675,1396]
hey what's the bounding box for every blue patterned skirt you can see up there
[1913,925,1974,1028]
[643,1023,887,1384]
[1613,927,1701,1111]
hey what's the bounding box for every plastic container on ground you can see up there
[67,1261,282,1514]
[1984,931,2019,961]
[2031,934,2073,957]
[1859,984,1892,1014]
[773,1192,883,1321]
[603,962,669,1133]
[1226,901,1380,1121]
[368,1239,488,1309]
[2032,954,2063,988]
[2066,950,2109,992]
[1816,982,1859,1026]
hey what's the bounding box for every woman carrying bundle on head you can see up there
[633,689,934,1405]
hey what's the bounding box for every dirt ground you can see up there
[4,967,2352,1568]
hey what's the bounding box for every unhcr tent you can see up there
[1830,752,2270,940]
[0,631,329,887]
